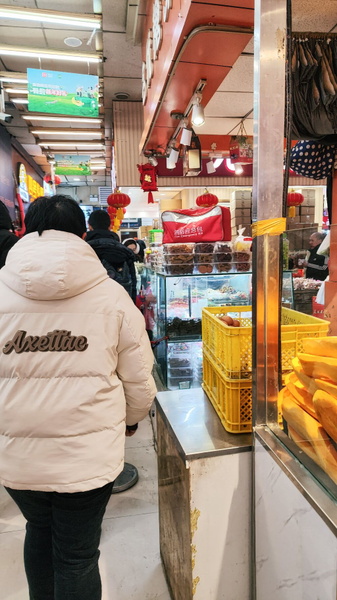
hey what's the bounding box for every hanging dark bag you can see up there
[290,140,336,179]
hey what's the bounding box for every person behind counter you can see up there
[0,194,156,600]
[304,231,329,281]
[0,200,18,268]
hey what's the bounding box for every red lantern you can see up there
[287,191,304,206]
[287,191,304,218]
[107,190,131,209]
[137,163,158,204]
[196,189,219,208]
[44,174,61,186]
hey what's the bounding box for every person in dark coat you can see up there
[85,210,137,303]
[304,232,329,281]
[122,238,146,262]
[0,201,18,269]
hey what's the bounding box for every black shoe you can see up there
[111,463,139,494]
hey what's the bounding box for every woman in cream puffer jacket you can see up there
[0,195,157,600]
[0,206,156,494]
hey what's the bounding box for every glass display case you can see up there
[154,271,252,389]
[147,269,293,391]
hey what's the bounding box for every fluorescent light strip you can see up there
[31,130,102,136]
[0,46,101,63]
[0,8,101,29]
[22,115,102,124]
[5,88,28,94]
[39,142,104,148]
[0,77,28,84]
[12,98,29,104]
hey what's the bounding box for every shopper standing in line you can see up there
[304,231,329,281]
[0,200,18,268]
[86,209,138,302]
[0,195,156,600]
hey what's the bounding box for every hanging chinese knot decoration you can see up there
[137,162,158,204]
[287,190,304,218]
[229,122,253,165]
[196,189,219,208]
[107,190,131,232]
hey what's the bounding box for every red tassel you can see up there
[148,191,154,204]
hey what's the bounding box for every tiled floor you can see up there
[0,416,172,600]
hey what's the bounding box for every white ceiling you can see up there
[0,0,336,190]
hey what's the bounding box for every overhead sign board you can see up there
[27,68,99,117]
[54,155,92,176]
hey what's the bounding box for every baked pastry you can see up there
[195,242,215,253]
[196,264,213,273]
[194,253,214,263]
[216,263,232,272]
[214,252,232,262]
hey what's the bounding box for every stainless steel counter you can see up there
[156,387,252,461]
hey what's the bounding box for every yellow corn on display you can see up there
[314,378,337,401]
[313,390,337,444]
[302,336,337,359]
[284,372,316,419]
[297,353,337,383]
[280,335,337,485]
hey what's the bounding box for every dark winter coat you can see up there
[0,202,18,269]
[86,229,137,302]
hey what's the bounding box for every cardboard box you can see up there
[231,208,252,218]
[287,230,303,251]
[300,215,315,224]
[231,190,252,201]
[300,206,315,215]
[230,198,252,209]
[298,188,316,201]
[231,216,251,225]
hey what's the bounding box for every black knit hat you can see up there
[0,201,13,230]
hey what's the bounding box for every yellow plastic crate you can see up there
[202,305,329,380]
[202,351,252,433]
[203,350,284,434]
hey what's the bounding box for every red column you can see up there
[324,170,337,333]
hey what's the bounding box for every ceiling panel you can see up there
[0,25,46,45]
[217,55,253,93]
[102,0,128,33]
[103,32,141,78]
[102,77,141,105]
[206,91,253,117]
[197,116,253,136]
[36,0,94,10]
[292,0,337,31]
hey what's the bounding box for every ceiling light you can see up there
[31,129,102,136]
[11,98,28,104]
[225,158,236,172]
[234,163,244,175]
[22,115,102,124]
[73,178,81,181]
[64,37,82,48]
[166,147,179,169]
[213,158,223,169]
[39,142,104,148]
[148,155,158,167]
[0,7,101,29]
[91,165,105,170]
[180,126,192,146]
[5,88,28,94]
[0,45,101,63]
[191,92,205,127]
[0,76,28,84]
[206,160,216,174]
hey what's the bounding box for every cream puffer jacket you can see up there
[0,230,156,493]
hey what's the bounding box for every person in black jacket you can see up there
[304,232,329,281]
[0,200,18,269]
[85,210,137,303]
